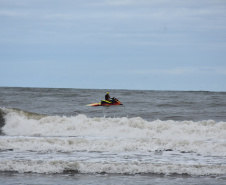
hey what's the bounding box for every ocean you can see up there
[0,87,226,185]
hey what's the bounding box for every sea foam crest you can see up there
[0,160,225,175]
[1,108,226,156]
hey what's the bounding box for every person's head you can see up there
[107,92,109,94]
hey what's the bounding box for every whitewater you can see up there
[0,87,226,184]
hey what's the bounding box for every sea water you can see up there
[0,87,226,184]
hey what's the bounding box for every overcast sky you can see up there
[0,0,226,91]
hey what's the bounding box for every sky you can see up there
[0,0,226,91]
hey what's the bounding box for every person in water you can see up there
[105,92,110,101]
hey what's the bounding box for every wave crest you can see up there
[1,108,226,157]
[0,159,225,175]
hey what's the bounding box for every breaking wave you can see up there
[0,160,225,175]
[0,108,226,175]
[1,108,226,156]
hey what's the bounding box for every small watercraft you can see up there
[86,97,123,106]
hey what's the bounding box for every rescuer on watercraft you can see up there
[86,92,122,106]
[105,92,110,101]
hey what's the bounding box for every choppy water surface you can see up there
[0,87,226,184]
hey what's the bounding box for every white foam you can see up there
[1,109,226,156]
[0,159,225,175]
[1,109,226,176]
[1,135,226,157]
